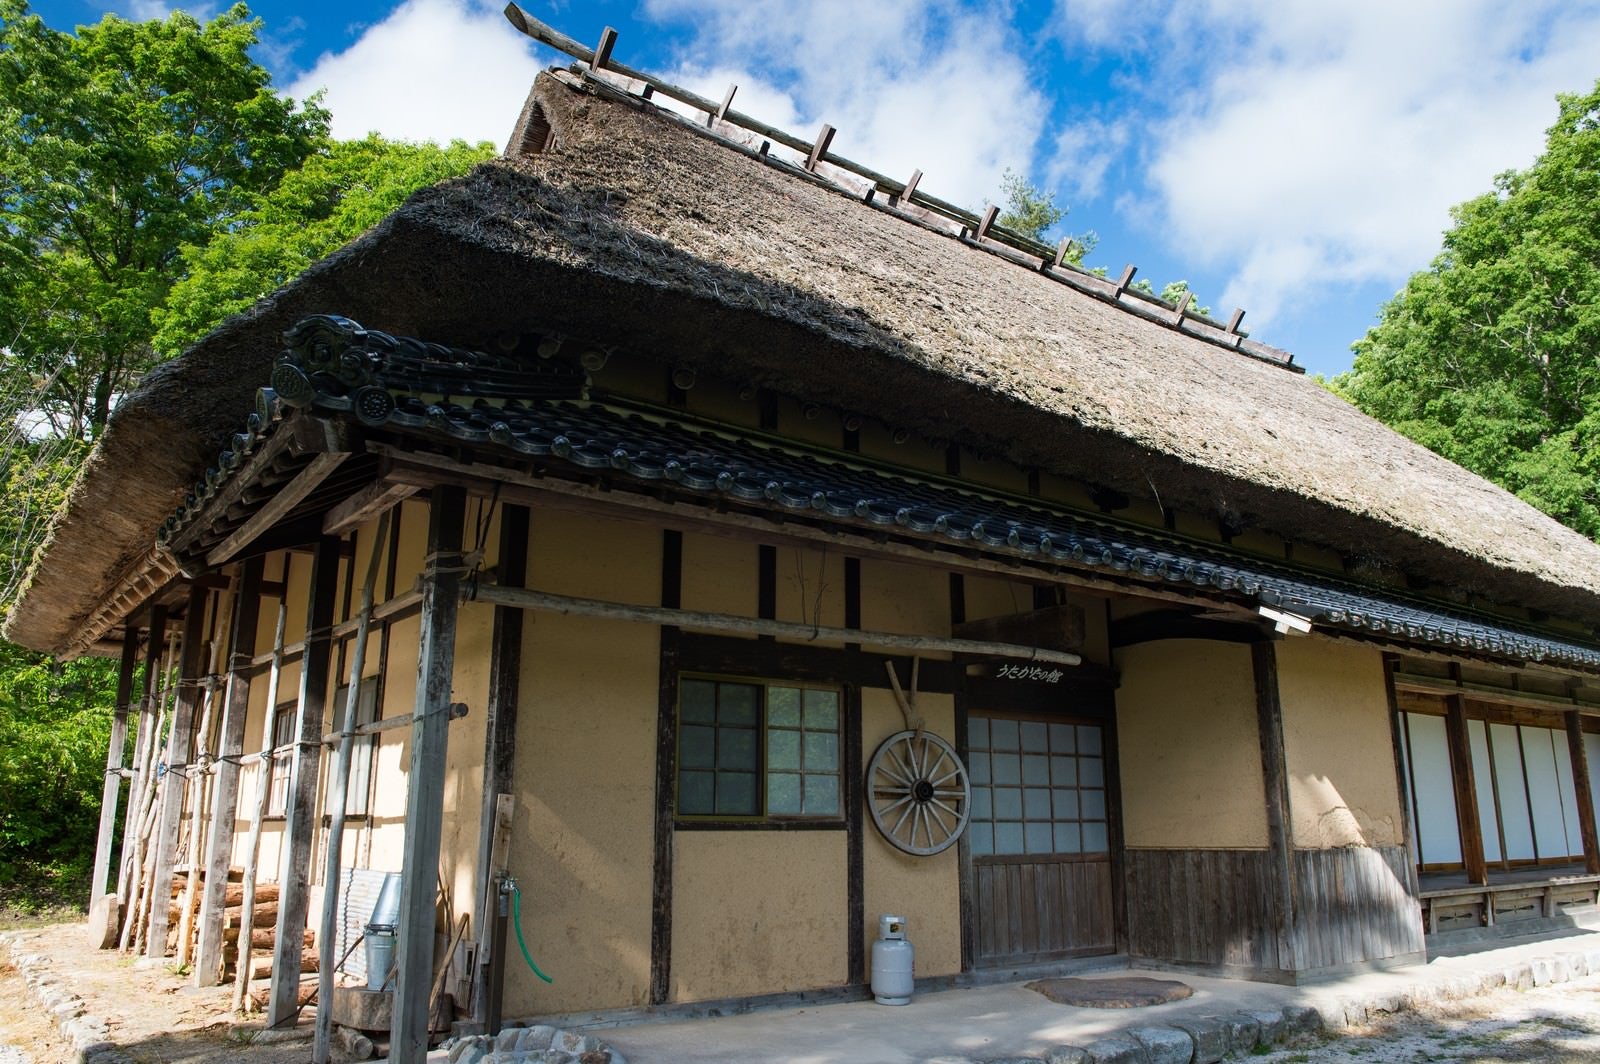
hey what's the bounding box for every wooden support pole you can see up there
[1252,640,1299,973]
[391,485,468,1064]
[234,596,290,1014]
[118,607,167,906]
[147,587,209,958]
[806,123,836,172]
[195,557,265,986]
[473,503,530,1022]
[314,512,392,1064]
[464,583,1083,666]
[92,626,142,903]
[268,536,342,1027]
[1566,712,1600,875]
[1382,654,1424,906]
[179,587,231,968]
[1443,692,1489,886]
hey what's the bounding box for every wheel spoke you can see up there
[866,729,971,857]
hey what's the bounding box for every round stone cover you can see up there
[1025,975,1195,1008]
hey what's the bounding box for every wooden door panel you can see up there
[973,855,1114,963]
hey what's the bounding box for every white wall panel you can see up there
[1491,723,1535,861]
[1406,713,1461,865]
[1468,720,1501,863]
[1523,727,1572,859]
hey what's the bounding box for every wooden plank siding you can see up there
[972,855,1113,964]
[1125,845,1422,975]
[1290,846,1424,969]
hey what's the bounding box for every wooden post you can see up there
[118,606,167,906]
[314,512,392,1064]
[92,626,142,903]
[179,587,230,968]
[147,586,210,958]
[649,529,682,1006]
[195,557,265,986]
[1443,693,1488,885]
[1566,713,1600,875]
[391,486,467,1064]
[268,537,342,1026]
[1381,655,1424,904]
[234,595,290,1014]
[473,503,530,1022]
[1252,640,1299,973]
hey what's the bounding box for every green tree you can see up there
[993,168,1097,263]
[1337,80,1600,539]
[154,135,497,355]
[1132,278,1211,318]
[0,0,329,440]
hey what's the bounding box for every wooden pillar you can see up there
[1565,714,1600,875]
[147,586,210,958]
[92,626,142,902]
[1252,640,1299,973]
[391,486,467,1064]
[473,503,530,1022]
[1443,693,1488,885]
[648,529,683,1007]
[1381,655,1424,903]
[117,605,167,907]
[194,556,265,986]
[268,537,342,1026]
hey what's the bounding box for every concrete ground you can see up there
[555,925,1600,1063]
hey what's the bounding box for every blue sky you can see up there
[28,0,1600,377]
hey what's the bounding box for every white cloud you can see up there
[1118,0,1600,327]
[287,0,542,146]
[641,0,1048,209]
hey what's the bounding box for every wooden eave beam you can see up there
[1392,671,1600,716]
[164,414,354,560]
[367,444,1236,615]
[207,452,351,568]
[322,477,418,536]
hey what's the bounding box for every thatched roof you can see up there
[9,67,1600,655]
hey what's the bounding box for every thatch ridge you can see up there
[8,67,1600,654]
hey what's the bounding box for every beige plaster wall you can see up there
[502,510,661,1016]
[671,831,849,1001]
[1276,638,1403,849]
[860,557,948,637]
[1114,640,1266,849]
[681,532,755,617]
[861,687,962,978]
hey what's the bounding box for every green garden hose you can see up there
[509,880,554,983]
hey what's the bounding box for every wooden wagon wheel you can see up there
[866,729,971,856]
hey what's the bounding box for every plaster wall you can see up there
[1114,640,1267,849]
[1276,639,1403,849]
[671,832,849,1000]
[502,510,661,1016]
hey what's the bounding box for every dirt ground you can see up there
[0,922,345,1064]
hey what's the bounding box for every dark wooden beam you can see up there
[473,502,531,1022]
[1252,640,1298,972]
[1110,609,1263,648]
[845,684,865,985]
[147,585,210,958]
[194,557,265,987]
[268,536,341,1024]
[1567,712,1600,875]
[392,487,468,1064]
[91,625,141,903]
[1443,691,1489,886]
[208,452,351,567]
[322,477,418,536]
[650,529,683,1005]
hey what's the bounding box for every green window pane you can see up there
[769,729,801,770]
[768,686,802,727]
[718,727,758,770]
[719,683,759,726]
[803,689,839,729]
[803,774,839,815]
[804,731,839,772]
[716,772,758,815]
[679,770,715,815]
[681,680,716,723]
[768,772,802,814]
[680,725,716,769]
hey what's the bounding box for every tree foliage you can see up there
[154,135,496,355]
[1337,81,1600,539]
[994,168,1096,263]
[0,0,329,439]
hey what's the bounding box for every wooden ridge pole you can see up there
[148,587,210,958]
[234,594,290,1014]
[195,557,266,986]
[314,512,393,1064]
[92,626,142,902]
[269,537,342,1026]
[391,485,468,1064]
